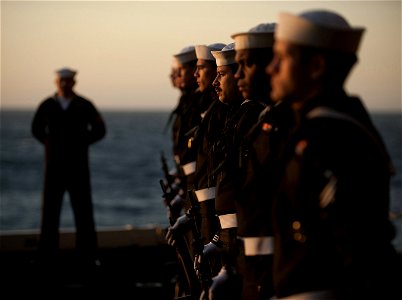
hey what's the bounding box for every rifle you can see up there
[160,179,201,299]
[160,179,186,224]
[161,151,175,188]
[187,189,213,299]
[161,151,187,220]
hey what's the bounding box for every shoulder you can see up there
[305,108,362,140]
[41,95,57,104]
[240,100,266,121]
[36,96,57,110]
[243,100,266,110]
[73,95,98,109]
[74,94,92,103]
[302,108,383,160]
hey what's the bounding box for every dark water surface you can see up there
[1,110,401,250]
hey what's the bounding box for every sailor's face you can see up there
[234,49,262,100]
[178,63,195,90]
[267,40,310,104]
[194,59,216,92]
[212,65,239,105]
[170,67,181,89]
[55,76,75,94]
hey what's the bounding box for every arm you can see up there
[31,102,48,144]
[87,103,106,144]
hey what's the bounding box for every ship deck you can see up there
[0,226,179,298]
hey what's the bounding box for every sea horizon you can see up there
[1,110,401,251]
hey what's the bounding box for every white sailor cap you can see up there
[276,10,365,53]
[55,67,77,79]
[174,46,197,64]
[211,43,236,67]
[195,43,226,61]
[231,23,276,50]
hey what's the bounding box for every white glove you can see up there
[165,213,192,247]
[203,242,223,258]
[170,194,185,207]
[208,265,237,300]
[194,241,222,278]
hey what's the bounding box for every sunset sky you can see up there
[2,0,401,112]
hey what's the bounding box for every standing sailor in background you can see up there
[267,10,402,299]
[32,67,106,268]
[230,23,277,300]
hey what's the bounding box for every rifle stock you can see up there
[161,151,175,186]
[188,189,213,298]
[160,179,201,299]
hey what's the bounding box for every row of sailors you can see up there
[164,9,401,300]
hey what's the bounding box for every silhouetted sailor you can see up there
[32,67,106,267]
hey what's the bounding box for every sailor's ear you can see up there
[309,53,326,80]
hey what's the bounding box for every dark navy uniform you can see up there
[200,99,267,300]
[180,87,218,209]
[167,88,226,288]
[214,100,267,265]
[172,87,202,166]
[191,88,229,244]
[272,92,401,299]
[236,100,292,300]
[170,87,203,214]
[32,94,106,263]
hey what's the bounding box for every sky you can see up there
[1,0,401,112]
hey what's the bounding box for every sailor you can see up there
[162,57,184,213]
[169,57,181,90]
[165,45,202,219]
[191,43,227,246]
[267,10,402,299]
[31,67,106,268]
[230,23,277,300]
[161,46,206,299]
[171,46,201,168]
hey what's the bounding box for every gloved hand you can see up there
[199,289,208,300]
[194,241,222,278]
[203,241,223,258]
[165,213,192,247]
[208,265,239,300]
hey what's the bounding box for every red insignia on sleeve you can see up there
[295,139,308,156]
[262,122,272,132]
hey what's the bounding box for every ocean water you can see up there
[1,110,401,251]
